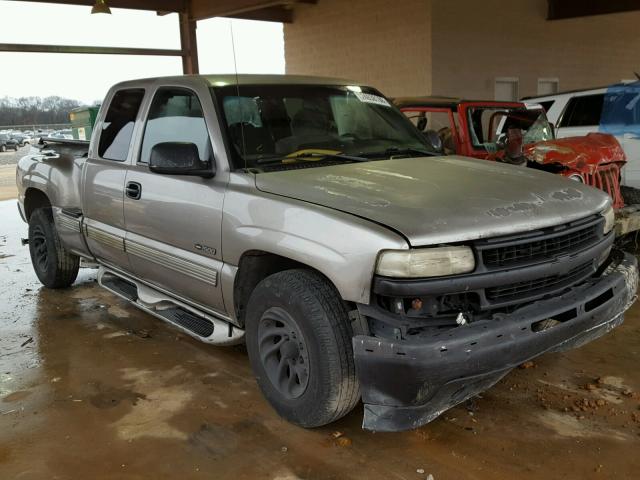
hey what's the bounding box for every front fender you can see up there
[221,176,408,305]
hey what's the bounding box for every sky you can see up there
[0,1,285,104]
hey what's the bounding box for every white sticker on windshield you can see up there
[354,91,391,107]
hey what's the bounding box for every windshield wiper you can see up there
[359,147,438,159]
[279,151,369,163]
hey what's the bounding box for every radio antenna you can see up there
[229,20,247,169]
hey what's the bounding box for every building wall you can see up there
[284,0,432,97]
[431,0,640,99]
[284,0,640,100]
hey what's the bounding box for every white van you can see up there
[527,85,640,199]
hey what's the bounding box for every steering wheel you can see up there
[495,133,508,149]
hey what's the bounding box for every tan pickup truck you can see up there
[16,75,638,431]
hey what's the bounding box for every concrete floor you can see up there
[1,199,640,480]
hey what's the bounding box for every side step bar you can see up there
[97,267,244,346]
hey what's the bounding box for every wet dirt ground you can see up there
[0,145,34,201]
[1,199,640,480]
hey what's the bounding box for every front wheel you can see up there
[245,269,360,428]
[28,208,80,288]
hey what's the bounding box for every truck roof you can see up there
[393,96,526,110]
[110,74,360,90]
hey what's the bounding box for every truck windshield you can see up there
[468,107,554,153]
[212,84,435,170]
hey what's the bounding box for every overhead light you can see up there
[91,0,111,14]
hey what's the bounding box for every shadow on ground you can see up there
[1,200,639,479]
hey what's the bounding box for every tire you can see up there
[621,186,640,206]
[0,145,5,152]
[28,208,80,288]
[245,269,360,428]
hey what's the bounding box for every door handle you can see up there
[125,181,142,200]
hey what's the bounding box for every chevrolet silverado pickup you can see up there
[16,75,638,432]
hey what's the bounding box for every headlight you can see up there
[601,204,615,235]
[376,246,475,278]
[568,174,584,183]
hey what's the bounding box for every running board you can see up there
[97,267,244,346]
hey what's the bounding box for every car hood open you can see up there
[254,156,610,246]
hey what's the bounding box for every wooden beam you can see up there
[0,43,183,56]
[226,6,293,23]
[548,0,640,20]
[15,0,186,13]
[190,0,295,21]
[179,12,199,74]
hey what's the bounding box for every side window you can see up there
[538,100,555,113]
[140,88,212,165]
[559,94,604,127]
[98,89,144,161]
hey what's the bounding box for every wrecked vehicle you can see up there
[395,97,640,235]
[16,75,638,431]
[526,82,640,197]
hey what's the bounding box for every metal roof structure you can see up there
[0,0,317,74]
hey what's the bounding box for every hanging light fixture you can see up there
[91,0,111,14]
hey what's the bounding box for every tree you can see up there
[0,96,87,127]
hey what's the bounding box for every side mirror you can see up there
[423,130,443,153]
[149,142,214,178]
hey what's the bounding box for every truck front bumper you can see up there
[353,251,638,432]
[615,204,640,236]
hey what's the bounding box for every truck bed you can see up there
[37,137,90,158]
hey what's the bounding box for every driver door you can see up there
[123,87,227,313]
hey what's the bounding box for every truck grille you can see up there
[584,164,624,209]
[485,261,594,303]
[479,216,602,269]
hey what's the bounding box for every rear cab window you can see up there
[402,108,459,154]
[538,100,555,113]
[98,88,145,161]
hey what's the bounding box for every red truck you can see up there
[395,97,633,215]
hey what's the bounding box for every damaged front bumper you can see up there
[353,251,638,432]
[615,204,640,236]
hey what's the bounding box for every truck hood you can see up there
[527,132,626,172]
[254,156,610,246]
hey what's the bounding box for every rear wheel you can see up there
[0,145,5,152]
[245,269,360,428]
[28,208,80,288]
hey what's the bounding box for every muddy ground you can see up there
[1,199,639,480]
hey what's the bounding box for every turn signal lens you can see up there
[376,246,475,278]
[602,204,615,235]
